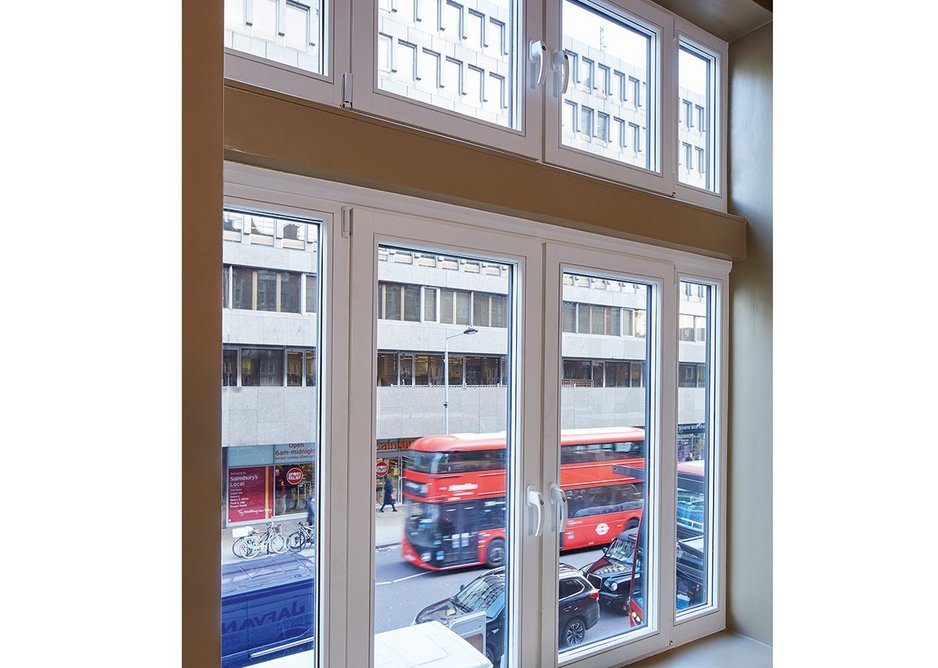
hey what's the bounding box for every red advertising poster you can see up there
[227,466,274,524]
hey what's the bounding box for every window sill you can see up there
[627,631,771,668]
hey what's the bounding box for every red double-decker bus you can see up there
[401,427,646,570]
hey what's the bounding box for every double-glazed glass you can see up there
[374,244,514,668]
[376,0,519,128]
[677,43,715,191]
[225,0,328,74]
[676,281,712,614]
[561,0,657,171]
[220,208,322,667]
[556,271,651,657]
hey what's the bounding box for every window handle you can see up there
[551,50,570,96]
[526,485,544,537]
[528,40,547,88]
[549,483,568,533]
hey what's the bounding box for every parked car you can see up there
[414,563,600,666]
[580,527,637,614]
[676,534,705,609]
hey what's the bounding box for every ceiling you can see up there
[652,0,772,43]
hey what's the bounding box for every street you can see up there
[374,543,640,647]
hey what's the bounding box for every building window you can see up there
[472,292,508,328]
[232,266,253,310]
[423,287,438,321]
[682,142,693,170]
[564,99,578,133]
[679,313,707,342]
[440,288,472,325]
[580,106,594,137]
[241,348,285,387]
[378,282,421,321]
[564,301,622,336]
[596,112,610,142]
[305,274,318,313]
[682,99,694,127]
[223,348,238,386]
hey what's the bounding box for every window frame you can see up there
[350,0,545,158]
[672,18,727,209]
[544,0,674,197]
[224,0,351,106]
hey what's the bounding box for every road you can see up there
[374,544,639,646]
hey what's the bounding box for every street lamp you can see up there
[443,326,478,434]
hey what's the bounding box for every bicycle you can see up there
[232,522,287,559]
[287,520,315,551]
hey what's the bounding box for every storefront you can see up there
[677,423,707,462]
[374,438,416,508]
[224,442,316,526]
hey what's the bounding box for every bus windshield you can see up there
[453,571,505,619]
[405,502,441,544]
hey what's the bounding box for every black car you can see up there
[580,527,637,614]
[414,563,600,666]
[676,534,705,609]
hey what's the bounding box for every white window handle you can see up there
[551,50,570,96]
[549,483,568,533]
[526,485,545,537]
[529,40,547,88]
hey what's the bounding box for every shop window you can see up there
[241,348,284,387]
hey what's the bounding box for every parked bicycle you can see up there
[287,520,315,551]
[232,522,287,559]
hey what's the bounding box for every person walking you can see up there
[379,476,397,512]
[306,495,316,527]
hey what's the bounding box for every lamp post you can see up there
[443,326,478,434]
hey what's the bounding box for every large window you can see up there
[217,166,729,668]
[225,266,311,313]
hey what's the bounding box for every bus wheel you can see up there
[485,538,506,567]
[626,518,639,531]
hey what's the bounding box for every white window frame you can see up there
[544,0,674,197]
[351,0,544,158]
[224,0,351,106]
[673,17,727,209]
[222,160,729,668]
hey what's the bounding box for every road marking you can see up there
[376,571,433,586]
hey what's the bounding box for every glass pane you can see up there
[557,270,652,656]
[677,44,715,191]
[562,0,657,171]
[376,245,513,668]
[424,287,437,321]
[676,281,712,614]
[221,210,321,667]
[224,0,327,75]
[376,0,519,129]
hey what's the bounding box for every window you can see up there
[423,286,437,321]
[440,288,472,325]
[354,0,536,157]
[378,281,422,321]
[676,31,721,197]
[558,0,660,172]
[231,1,726,211]
[219,158,730,668]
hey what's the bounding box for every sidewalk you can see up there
[220,507,406,562]
[375,505,406,547]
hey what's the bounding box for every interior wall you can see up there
[726,21,773,646]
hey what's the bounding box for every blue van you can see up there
[221,552,315,667]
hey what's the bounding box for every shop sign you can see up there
[227,466,273,524]
[376,438,415,453]
[274,442,315,464]
[375,460,389,477]
[286,466,304,485]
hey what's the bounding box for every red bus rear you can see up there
[401,428,645,570]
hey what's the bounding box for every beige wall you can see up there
[726,21,773,646]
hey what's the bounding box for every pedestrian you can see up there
[306,495,316,527]
[379,476,397,512]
